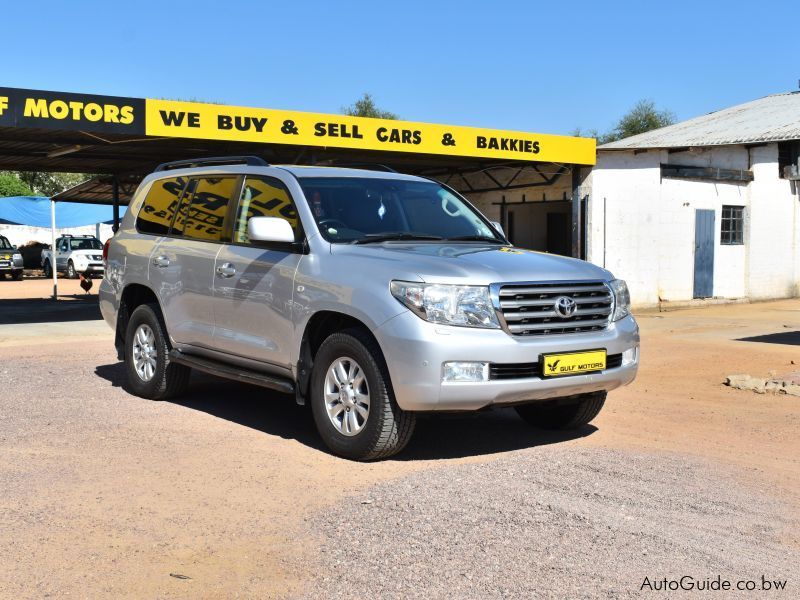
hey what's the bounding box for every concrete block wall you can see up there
[746,144,799,299]
[586,150,664,304]
[0,223,114,248]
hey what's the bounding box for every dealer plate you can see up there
[542,349,606,377]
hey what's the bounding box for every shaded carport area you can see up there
[0,86,595,308]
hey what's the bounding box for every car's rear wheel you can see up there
[310,329,415,460]
[515,391,606,430]
[125,303,191,400]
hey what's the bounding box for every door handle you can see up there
[216,262,236,278]
[152,255,170,268]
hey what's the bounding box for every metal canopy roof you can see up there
[600,91,800,150]
[0,86,595,185]
[0,124,553,177]
[51,174,141,205]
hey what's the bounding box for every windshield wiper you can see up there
[444,235,505,243]
[353,232,444,245]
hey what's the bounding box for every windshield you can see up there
[298,177,504,244]
[0,237,11,250]
[70,238,103,250]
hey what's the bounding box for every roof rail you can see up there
[154,156,269,172]
[320,161,398,173]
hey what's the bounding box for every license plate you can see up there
[542,349,607,377]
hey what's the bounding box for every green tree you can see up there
[342,93,398,119]
[570,127,599,140]
[603,100,676,143]
[4,171,90,196]
[0,173,33,197]
[572,100,676,144]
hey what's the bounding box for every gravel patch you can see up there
[303,448,798,599]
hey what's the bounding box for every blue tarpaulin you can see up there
[0,196,126,227]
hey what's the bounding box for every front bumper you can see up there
[72,262,104,274]
[374,310,639,411]
[0,257,23,272]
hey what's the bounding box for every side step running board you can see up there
[169,350,295,395]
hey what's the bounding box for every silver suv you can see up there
[100,156,639,460]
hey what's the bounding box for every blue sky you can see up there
[2,0,795,136]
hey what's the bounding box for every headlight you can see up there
[390,281,500,329]
[609,279,631,321]
[12,253,22,260]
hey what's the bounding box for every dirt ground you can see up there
[1,280,798,598]
[0,273,96,300]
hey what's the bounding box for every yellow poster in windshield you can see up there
[145,99,595,165]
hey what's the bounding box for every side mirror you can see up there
[247,216,296,244]
[490,221,505,237]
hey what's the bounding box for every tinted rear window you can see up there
[179,176,238,242]
[136,177,189,235]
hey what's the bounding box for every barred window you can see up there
[721,205,744,245]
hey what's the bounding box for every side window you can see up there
[181,177,238,242]
[234,176,300,244]
[720,205,744,245]
[136,177,188,235]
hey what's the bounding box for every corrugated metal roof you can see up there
[599,92,800,150]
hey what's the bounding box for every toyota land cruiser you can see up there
[99,156,639,460]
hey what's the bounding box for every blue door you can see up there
[693,209,715,298]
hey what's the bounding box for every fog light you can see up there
[622,346,639,366]
[442,361,489,382]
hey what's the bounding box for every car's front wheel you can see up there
[515,391,606,430]
[124,303,191,400]
[66,261,77,279]
[11,270,23,281]
[43,260,52,278]
[310,329,415,460]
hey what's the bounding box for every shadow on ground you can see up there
[0,296,101,325]
[95,361,596,460]
[738,330,800,346]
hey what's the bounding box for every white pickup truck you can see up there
[41,235,105,279]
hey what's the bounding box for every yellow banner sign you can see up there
[145,99,595,165]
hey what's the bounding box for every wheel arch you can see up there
[115,283,165,360]
[295,310,385,405]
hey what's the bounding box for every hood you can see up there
[70,249,103,257]
[330,242,612,285]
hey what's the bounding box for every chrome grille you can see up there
[497,281,612,336]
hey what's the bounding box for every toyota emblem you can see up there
[554,296,577,318]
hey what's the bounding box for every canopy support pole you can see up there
[571,166,582,259]
[112,177,120,232]
[50,200,58,300]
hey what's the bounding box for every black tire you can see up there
[11,270,23,281]
[67,260,77,279]
[515,391,606,430]
[310,328,415,461]
[43,260,52,278]
[124,303,191,400]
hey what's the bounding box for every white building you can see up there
[462,92,800,308]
